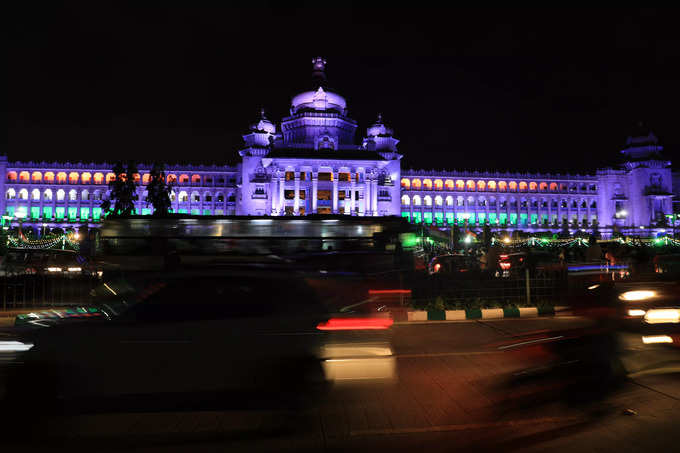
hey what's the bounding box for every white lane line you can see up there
[350,416,584,437]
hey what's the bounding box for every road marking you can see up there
[349,416,584,437]
[394,316,583,325]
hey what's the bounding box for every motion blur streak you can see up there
[316,317,394,330]
[367,289,412,295]
[619,290,657,301]
[323,357,396,381]
[321,344,392,358]
[628,309,647,317]
[644,309,680,324]
[642,335,673,344]
[0,341,34,352]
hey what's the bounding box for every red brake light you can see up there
[500,254,509,260]
[316,317,394,331]
[433,263,441,273]
[368,289,412,295]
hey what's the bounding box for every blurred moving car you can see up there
[495,251,565,278]
[4,270,395,414]
[428,254,477,275]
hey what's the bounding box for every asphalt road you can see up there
[3,316,679,452]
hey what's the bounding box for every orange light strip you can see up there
[368,289,412,295]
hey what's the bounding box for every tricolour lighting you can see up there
[642,335,673,344]
[644,309,680,324]
[618,290,656,301]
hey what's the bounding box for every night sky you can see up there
[7,4,680,173]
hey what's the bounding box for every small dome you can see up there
[291,86,347,114]
[366,113,394,137]
[250,108,276,134]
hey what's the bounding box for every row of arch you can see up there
[401,194,597,209]
[401,178,596,193]
[6,188,235,203]
[7,171,232,185]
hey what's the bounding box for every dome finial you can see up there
[311,57,327,87]
[260,107,267,119]
[377,112,383,123]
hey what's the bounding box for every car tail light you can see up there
[433,263,441,273]
[317,317,394,331]
[500,262,511,270]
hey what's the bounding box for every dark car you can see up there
[428,254,476,275]
[4,270,395,415]
[496,251,565,278]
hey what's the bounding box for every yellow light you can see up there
[67,267,82,272]
[644,309,680,324]
[627,309,646,317]
[642,335,673,344]
[619,290,657,301]
[73,233,80,240]
[47,267,62,272]
[588,284,600,290]
[503,237,511,244]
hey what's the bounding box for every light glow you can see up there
[67,267,82,272]
[627,309,646,317]
[317,317,394,331]
[46,267,62,272]
[642,335,673,344]
[619,290,656,301]
[644,309,680,324]
[0,341,34,352]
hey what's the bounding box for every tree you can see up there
[101,161,139,217]
[146,162,172,217]
[591,219,601,238]
[451,224,461,250]
[482,223,492,249]
[560,218,571,238]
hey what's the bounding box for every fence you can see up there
[0,272,99,310]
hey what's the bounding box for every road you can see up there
[2,316,679,452]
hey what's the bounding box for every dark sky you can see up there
[7,4,680,173]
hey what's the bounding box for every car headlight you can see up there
[0,340,34,352]
[628,309,646,317]
[619,290,656,301]
[644,309,680,324]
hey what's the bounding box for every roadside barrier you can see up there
[392,306,571,322]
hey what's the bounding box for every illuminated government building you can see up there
[2,58,678,236]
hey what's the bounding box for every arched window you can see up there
[445,179,454,190]
[167,174,177,184]
[57,189,65,201]
[31,189,40,200]
[43,189,52,201]
[498,181,507,192]
[178,191,188,202]
[18,189,28,200]
[81,172,91,184]
[179,174,189,184]
[560,183,568,192]
[69,189,77,201]
[57,172,68,183]
[68,172,79,184]
[434,179,443,191]
[519,181,528,192]
[550,182,558,192]
[401,194,410,205]
[192,192,201,202]
[132,173,140,183]
[92,190,101,201]
[423,195,432,206]
[539,182,548,191]
[44,172,54,183]
[6,188,16,199]
[508,181,517,192]
[31,172,42,182]
[487,181,497,191]
[7,171,17,181]
[401,178,410,189]
[445,195,454,206]
[411,179,422,189]
[477,180,486,191]
[106,173,116,183]
[423,179,432,190]
[192,174,201,184]
[528,181,537,191]
[216,193,224,203]
[170,191,176,202]
[204,192,213,202]
[434,195,443,206]
[457,196,464,206]
[455,180,465,190]
[466,180,475,191]
[142,174,151,184]
[82,190,90,201]
[19,171,30,182]
[413,195,421,206]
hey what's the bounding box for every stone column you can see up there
[312,173,318,213]
[350,179,356,215]
[332,171,339,214]
[371,179,378,216]
[294,171,300,215]
[278,176,284,215]
[364,174,371,215]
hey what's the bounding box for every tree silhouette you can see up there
[591,219,601,238]
[101,161,139,217]
[146,162,172,217]
[482,223,492,249]
[560,218,571,238]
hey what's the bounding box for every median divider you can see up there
[396,306,571,322]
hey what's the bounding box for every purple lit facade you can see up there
[2,58,677,236]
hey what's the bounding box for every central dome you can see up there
[291,86,347,115]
